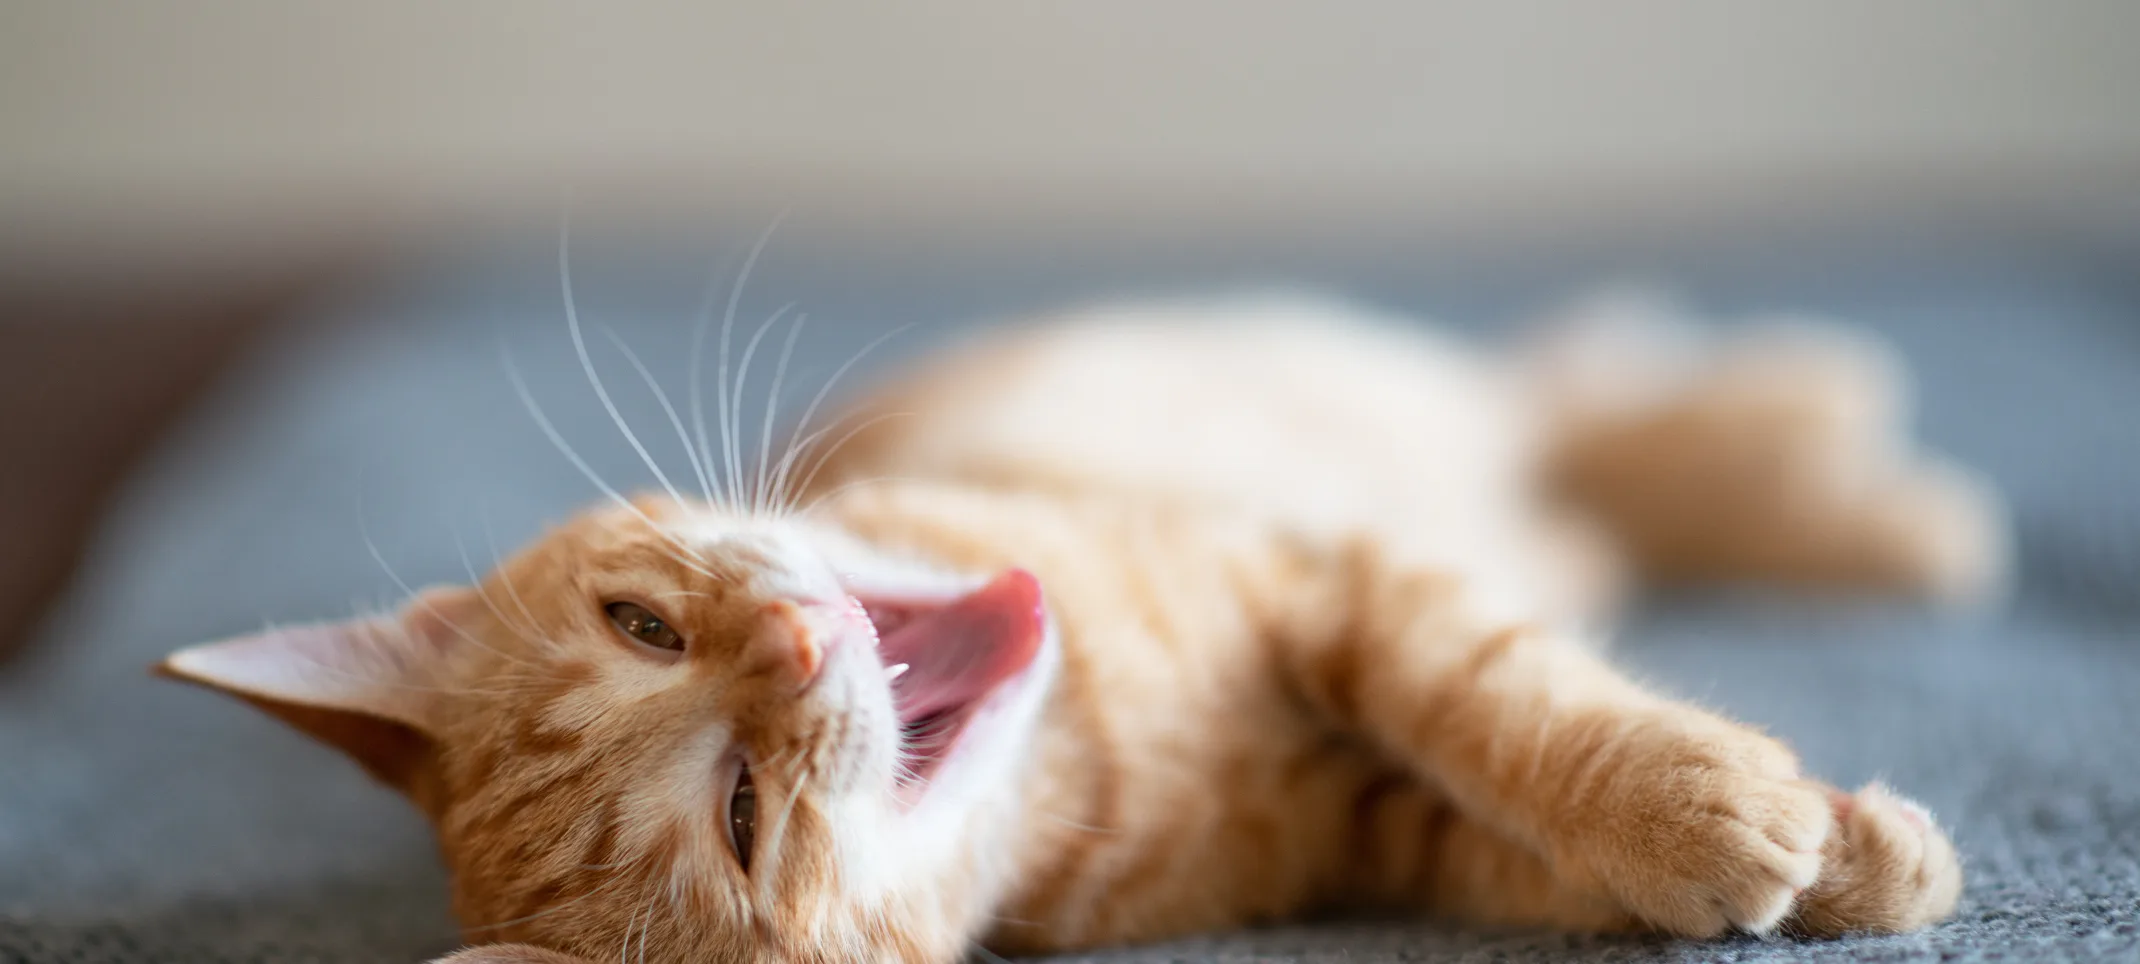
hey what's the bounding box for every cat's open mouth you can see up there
[857,569,1047,800]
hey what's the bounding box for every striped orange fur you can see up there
[161,294,1996,963]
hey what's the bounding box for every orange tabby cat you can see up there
[160,293,1999,963]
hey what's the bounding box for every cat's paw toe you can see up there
[1787,783,1963,937]
[1630,773,1833,936]
[1570,722,1836,937]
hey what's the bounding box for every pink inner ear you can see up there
[159,619,433,730]
[157,585,483,734]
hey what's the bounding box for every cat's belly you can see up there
[825,483,1451,953]
[986,723,1448,954]
[823,296,1617,626]
[818,294,1547,552]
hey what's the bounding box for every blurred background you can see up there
[2,4,2138,961]
[4,1,2139,657]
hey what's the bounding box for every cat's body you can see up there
[162,294,2000,963]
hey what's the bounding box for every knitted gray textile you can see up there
[4,234,2135,962]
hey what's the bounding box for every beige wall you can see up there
[3,1,2137,260]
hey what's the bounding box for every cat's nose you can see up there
[759,599,860,691]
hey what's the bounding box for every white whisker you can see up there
[559,222,692,514]
[764,408,908,514]
[688,255,731,504]
[449,524,553,653]
[752,755,813,912]
[636,888,661,964]
[716,216,785,508]
[1041,810,1118,834]
[478,504,550,642]
[653,547,724,581]
[794,473,915,519]
[357,512,550,673]
[619,899,642,964]
[726,302,798,515]
[503,354,721,582]
[756,311,808,517]
[766,324,914,512]
[603,326,714,508]
[776,411,917,516]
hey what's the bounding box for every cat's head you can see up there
[159,495,1057,964]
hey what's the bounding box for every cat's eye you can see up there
[728,765,757,872]
[604,601,684,650]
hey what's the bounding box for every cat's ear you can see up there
[156,586,484,792]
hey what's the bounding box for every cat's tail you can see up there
[1520,287,2008,604]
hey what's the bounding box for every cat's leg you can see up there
[1273,544,1961,936]
[1370,773,1960,936]
[1530,297,2005,602]
[1358,787,1637,931]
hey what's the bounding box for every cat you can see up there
[159,291,2000,964]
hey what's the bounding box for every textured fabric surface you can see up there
[3,234,2136,962]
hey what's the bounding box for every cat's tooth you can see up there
[886,662,910,681]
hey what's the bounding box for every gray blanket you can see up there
[4,234,2135,962]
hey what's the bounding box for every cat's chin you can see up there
[850,569,1051,809]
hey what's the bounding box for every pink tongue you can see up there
[882,569,1046,718]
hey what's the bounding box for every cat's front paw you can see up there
[1556,711,1834,937]
[1788,783,1963,936]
